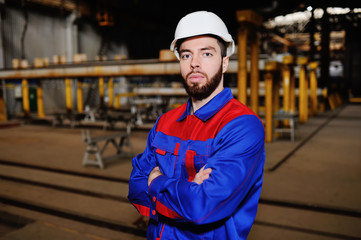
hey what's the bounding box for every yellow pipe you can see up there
[250,33,259,115]
[265,72,273,143]
[237,24,248,104]
[77,79,83,113]
[309,62,318,116]
[22,79,30,116]
[108,77,114,108]
[65,78,73,112]
[36,81,45,118]
[99,77,104,108]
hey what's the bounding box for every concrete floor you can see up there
[0,104,360,239]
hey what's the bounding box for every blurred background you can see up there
[0,0,360,239]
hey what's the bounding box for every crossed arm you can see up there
[148,165,212,186]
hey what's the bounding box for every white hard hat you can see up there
[170,11,235,60]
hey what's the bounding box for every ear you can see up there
[222,56,229,74]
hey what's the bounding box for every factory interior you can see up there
[0,0,361,239]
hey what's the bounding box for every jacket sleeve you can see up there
[148,115,265,224]
[128,122,158,220]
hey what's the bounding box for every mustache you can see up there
[186,70,208,80]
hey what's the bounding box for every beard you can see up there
[182,64,223,101]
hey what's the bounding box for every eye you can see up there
[203,52,213,57]
[181,53,191,60]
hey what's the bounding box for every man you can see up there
[128,11,265,240]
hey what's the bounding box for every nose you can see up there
[190,55,200,70]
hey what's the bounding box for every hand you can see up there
[192,165,212,185]
[148,166,163,186]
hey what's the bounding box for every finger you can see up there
[203,168,212,174]
[202,174,210,181]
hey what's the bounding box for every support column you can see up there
[99,77,104,108]
[0,80,7,121]
[115,94,121,109]
[65,78,73,113]
[22,79,30,117]
[108,77,114,109]
[282,56,294,113]
[264,61,280,143]
[77,79,83,113]
[298,57,309,123]
[36,81,45,118]
[265,71,273,143]
[237,24,247,104]
[236,10,262,105]
[250,32,260,115]
[290,69,296,114]
[309,62,318,117]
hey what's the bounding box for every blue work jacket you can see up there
[128,88,265,239]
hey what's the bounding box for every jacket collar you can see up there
[177,88,233,122]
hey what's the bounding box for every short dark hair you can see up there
[175,34,227,58]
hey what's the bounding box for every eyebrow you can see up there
[180,46,217,54]
[179,49,191,54]
[201,46,217,52]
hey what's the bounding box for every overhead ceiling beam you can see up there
[26,0,76,11]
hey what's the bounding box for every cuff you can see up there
[148,175,168,219]
[148,175,183,219]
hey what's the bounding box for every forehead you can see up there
[180,36,220,52]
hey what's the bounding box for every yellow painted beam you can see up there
[77,79,83,113]
[282,68,291,110]
[0,80,6,121]
[264,61,281,143]
[349,97,361,103]
[237,24,248,104]
[236,10,262,105]
[22,79,30,116]
[265,72,273,143]
[115,95,120,109]
[99,77,104,108]
[0,94,6,121]
[309,62,318,116]
[108,77,114,109]
[290,72,296,114]
[282,56,294,126]
[282,56,294,113]
[273,77,280,114]
[65,78,73,112]
[36,81,45,118]
[250,33,259,115]
[0,61,181,79]
[236,10,263,26]
[297,57,308,123]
